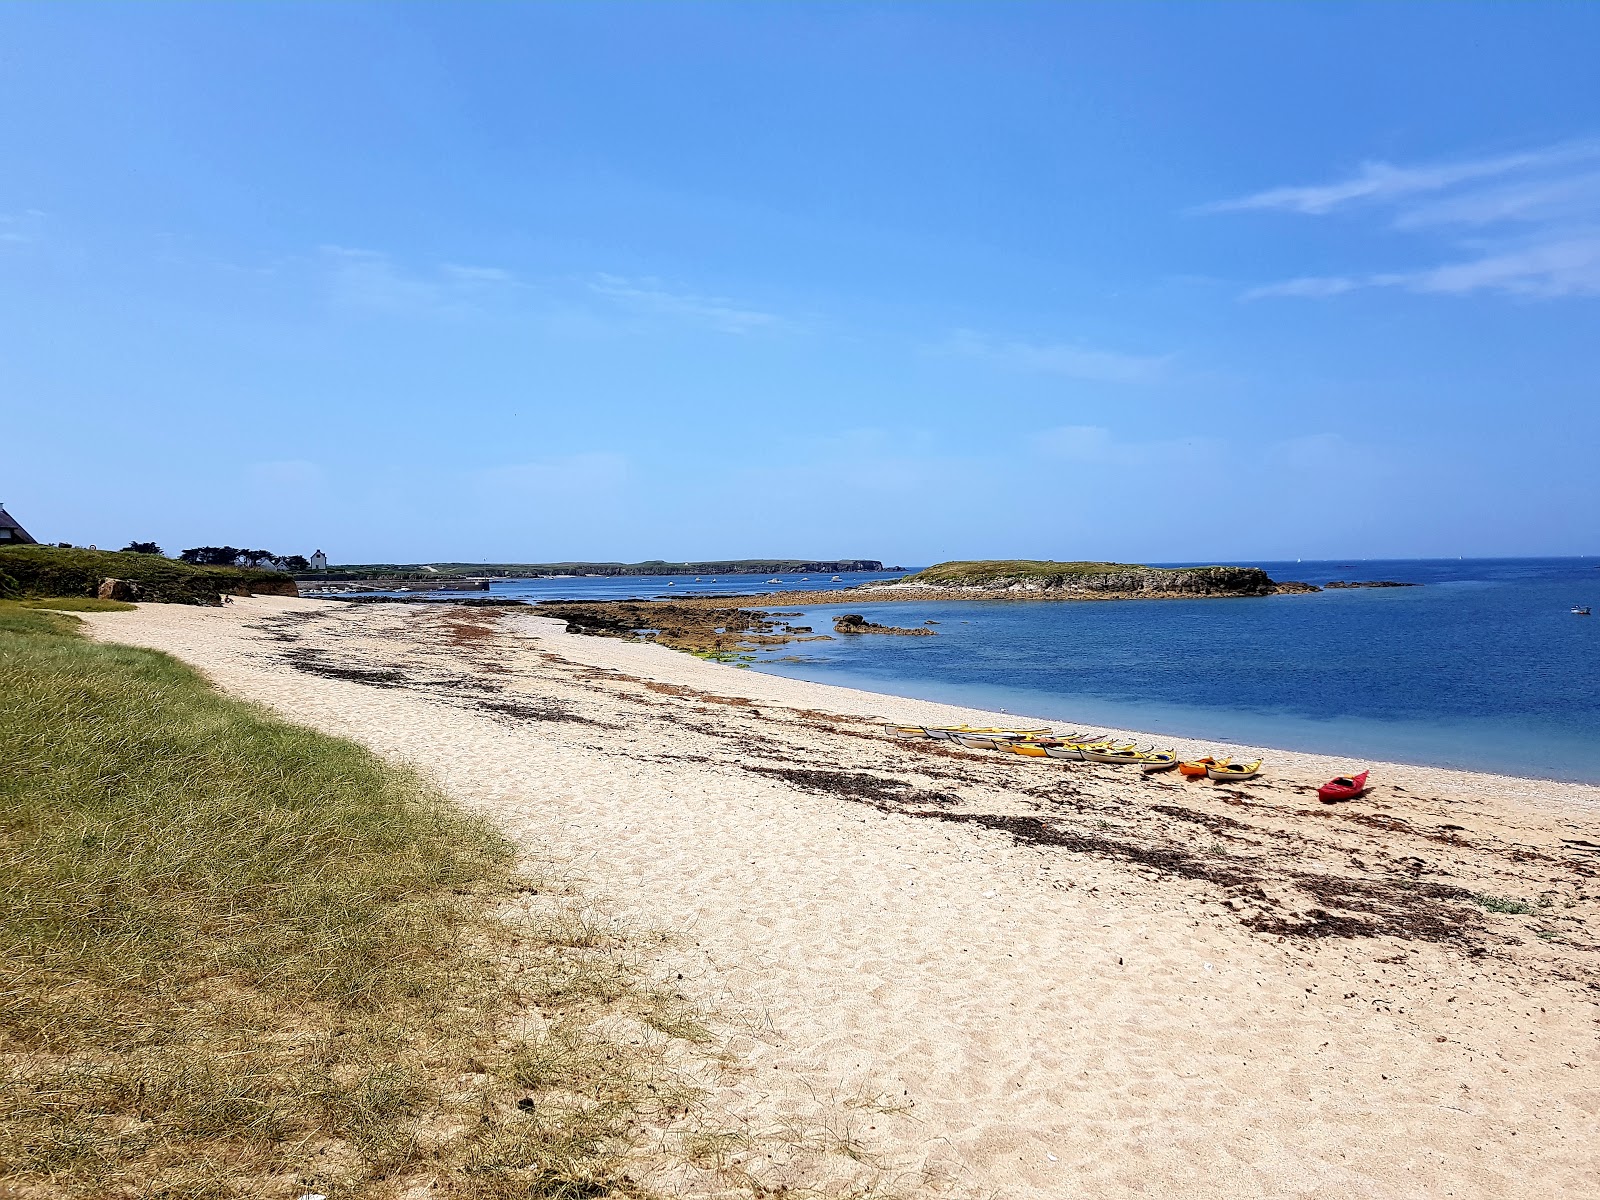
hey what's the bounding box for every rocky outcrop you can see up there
[1272,580,1322,594]
[97,578,146,602]
[1324,580,1420,589]
[833,613,937,636]
[892,562,1277,599]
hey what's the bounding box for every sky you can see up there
[3,1,1598,566]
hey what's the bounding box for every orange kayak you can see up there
[1178,756,1222,779]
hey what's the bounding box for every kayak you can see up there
[1318,770,1369,803]
[1178,756,1223,778]
[1081,745,1152,764]
[923,724,1052,741]
[1207,760,1262,781]
[1141,752,1180,773]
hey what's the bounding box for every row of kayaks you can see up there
[884,723,1263,780]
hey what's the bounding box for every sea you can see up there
[358,559,1600,783]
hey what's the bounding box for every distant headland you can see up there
[845,559,1305,600]
[305,558,897,581]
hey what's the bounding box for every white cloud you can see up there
[1243,275,1363,300]
[1207,141,1600,216]
[1389,233,1600,298]
[589,273,782,334]
[0,210,47,245]
[942,329,1167,384]
[1216,139,1600,302]
[1392,171,1600,230]
[1248,232,1600,300]
[321,247,520,314]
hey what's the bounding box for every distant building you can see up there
[310,549,328,571]
[0,504,37,545]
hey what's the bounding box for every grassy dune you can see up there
[0,545,296,605]
[0,604,707,1198]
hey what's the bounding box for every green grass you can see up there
[0,603,710,1197]
[11,595,138,612]
[0,544,295,605]
[1470,893,1537,915]
[905,560,1150,584]
[901,560,1275,595]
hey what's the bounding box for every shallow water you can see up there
[742,559,1600,783]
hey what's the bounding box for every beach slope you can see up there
[76,597,1600,1199]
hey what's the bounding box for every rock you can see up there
[1324,580,1420,589]
[1272,580,1321,594]
[833,613,936,637]
[96,578,144,602]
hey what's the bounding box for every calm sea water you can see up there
[360,560,1600,782]
[353,570,909,603]
[741,559,1600,784]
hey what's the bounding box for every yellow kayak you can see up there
[1207,759,1262,781]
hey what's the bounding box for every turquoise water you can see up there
[741,559,1600,783]
[364,559,1600,781]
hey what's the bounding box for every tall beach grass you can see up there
[0,603,706,1197]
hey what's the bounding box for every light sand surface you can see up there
[80,598,1600,1199]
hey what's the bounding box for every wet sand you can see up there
[79,597,1600,1199]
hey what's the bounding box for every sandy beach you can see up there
[79,596,1600,1199]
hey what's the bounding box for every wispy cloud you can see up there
[941,330,1167,384]
[1245,233,1600,301]
[1032,425,1219,466]
[1214,140,1600,301]
[1206,141,1600,216]
[588,273,783,334]
[321,247,521,314]
[0,209,47,245]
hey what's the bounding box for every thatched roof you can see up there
[0,504,37,544]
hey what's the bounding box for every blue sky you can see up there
[3,2,1598,565]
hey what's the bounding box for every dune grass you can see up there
[0,603,709,1198]
[0,544,295,604]
[10,595,138,612]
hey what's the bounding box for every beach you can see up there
[79,596,1600,1198]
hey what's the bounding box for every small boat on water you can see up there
[832,575,842,581]
[1318,770,1369,803]
[1178,757,1223,778]
[1207,760,1262,781]
[1575,605,1592,616]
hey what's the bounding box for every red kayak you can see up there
[1318,770,1369,803]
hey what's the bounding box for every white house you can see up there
[310,549,328,571]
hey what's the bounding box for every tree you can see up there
[122,541,164,555]
[281,555,310,571]
[180,546,243,566]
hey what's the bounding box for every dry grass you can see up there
[0,603,719,1198]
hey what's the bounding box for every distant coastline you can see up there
[300,558,898,582]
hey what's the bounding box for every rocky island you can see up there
[886,559,1278,598]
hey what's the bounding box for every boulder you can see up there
[96,578,145,602]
